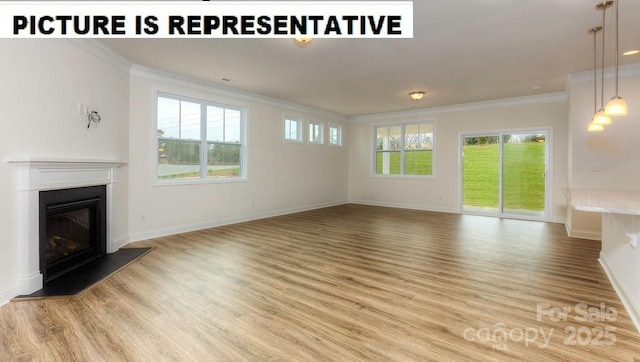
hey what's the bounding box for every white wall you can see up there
[0,40,130,304]
[348,95,569,222]
[566,65,640,239]
[127,69,349,241]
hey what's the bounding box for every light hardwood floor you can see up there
[1,204,639,361]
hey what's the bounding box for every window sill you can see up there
[372,174,435,180]
[153,177,248,187]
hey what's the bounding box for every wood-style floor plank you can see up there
[1,204,639,361]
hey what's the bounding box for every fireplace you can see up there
[39,185,107,283]
[8,157,124,295]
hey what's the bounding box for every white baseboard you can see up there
[349,200,569,225]
[566,227,602,241]
[128,200,348,243]
[348,199,459,214]
[599,254,640,333]
[0,282,19,307]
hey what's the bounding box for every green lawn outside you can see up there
[463,144,499,208]
[376,150,433,175]
[463,142,545,211]
[158,167,241,180]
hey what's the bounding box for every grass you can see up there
[463,142,545,211]
[376,150,433,175]
[463,144,499,208]
[158,167,240,180]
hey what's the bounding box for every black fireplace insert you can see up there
[39,185,107,283]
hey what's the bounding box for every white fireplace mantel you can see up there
[7,157,126,295]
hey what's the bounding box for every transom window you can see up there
[375,121,434,176]
[309,121,323,144]
[284,116,302,142]
[329,126,342,146]
[156,93,245,182]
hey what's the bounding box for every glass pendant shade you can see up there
[604,96,628,116]
[588,120,605,132]
[592,109,612,125]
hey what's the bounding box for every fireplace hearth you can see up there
[39,185,107,283]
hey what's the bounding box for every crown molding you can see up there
[67,39,132,73]
[568,63,640,84]
[130,64,348,121]
[349,92,567,123]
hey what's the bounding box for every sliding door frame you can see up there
[459,127,553,222]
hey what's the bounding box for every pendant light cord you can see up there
[614,0,619,96]
[593,28,598,114]
[600,4,607,110]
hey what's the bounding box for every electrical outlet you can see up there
[589,163,601,173]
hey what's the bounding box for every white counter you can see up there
[564,188,640,216]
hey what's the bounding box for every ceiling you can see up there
[100,0,640,117]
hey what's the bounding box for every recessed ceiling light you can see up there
[533,85,542,92]
[623,50,639,56]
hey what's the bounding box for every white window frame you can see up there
[155,92,247,185]
[329,125,342,147]
[283,115,303,143]
[308,120,324,145]
[373,120,435,178]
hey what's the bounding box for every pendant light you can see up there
[588,26,605,132]
[604,0,628,116]
[293,37,313,48]
[593,1,612,126]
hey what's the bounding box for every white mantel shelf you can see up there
[564,188,640,216]
[7,156,127,166]
[7,157,127,192]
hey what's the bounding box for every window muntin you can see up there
[157,94,245,182]
[284,116,302,142]
[329,126,342,146]
[375,122,433,176]
[309,121,323,144]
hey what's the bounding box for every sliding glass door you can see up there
[462,131,549,219]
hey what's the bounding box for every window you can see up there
[284,116,302,142]
[329,126,342,146]
[308,121,323,144]
[156,94,245,182]
[375,121,433,176]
